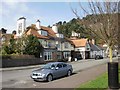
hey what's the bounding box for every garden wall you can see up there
[1,55,45,68]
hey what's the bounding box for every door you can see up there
[54,64,65,78]
[62,63,68,76]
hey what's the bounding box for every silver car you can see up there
[31,62,73,82]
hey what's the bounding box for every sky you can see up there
[1,0,118,33]
[1,0,83,33]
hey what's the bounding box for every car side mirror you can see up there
[55,67,59,70]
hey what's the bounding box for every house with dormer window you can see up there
[25,24,57,61]
[16,17,74,61]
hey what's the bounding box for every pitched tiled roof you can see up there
[25,24,56,39]
[40,26,56,37]
[71,38,88,47]
[25,28,49,39]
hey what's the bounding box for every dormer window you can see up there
[41,30,48,36]
[38,30,48,36]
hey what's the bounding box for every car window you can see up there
[43,63,51,69]
[63,64,67,67]
[51,64,55,68]
[56,64,62,68]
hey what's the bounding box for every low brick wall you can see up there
[1,55,36,59]
[1,58,45,68]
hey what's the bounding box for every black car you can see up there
[95,55,103,60]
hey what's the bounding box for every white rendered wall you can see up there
[17,19,26,36]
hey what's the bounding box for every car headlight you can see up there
[38,73,45,77]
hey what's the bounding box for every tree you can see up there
[23,35,43,58]
[72,1,119,62]
[57,18,87,38]
[72,1,119,89]
[3,36,16,54]
[2,35,22,54]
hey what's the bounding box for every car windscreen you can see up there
[42,63,53,69]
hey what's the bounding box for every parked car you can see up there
[31,62,73,82]
[95,55,103,60]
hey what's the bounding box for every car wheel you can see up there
[47,74,53,82]
[67,70,72,76]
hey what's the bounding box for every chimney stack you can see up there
[52,24,58,33]
[36,19,41,29]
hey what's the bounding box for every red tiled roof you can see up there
[40,26,56,37]
[71,38,88,47]
[25,28,49,39]
[25,24,57,39]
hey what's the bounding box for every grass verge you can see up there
[75,64,120,89]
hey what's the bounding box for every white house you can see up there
[89,43,104,58]
[71,38,91,59]
[24,18,74,61]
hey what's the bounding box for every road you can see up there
[1,57,119,88]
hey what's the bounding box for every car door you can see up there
[62,63,68,76]
[50,64,58,78]
[55,63,64,78]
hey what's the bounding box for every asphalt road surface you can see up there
[1,57,119,89]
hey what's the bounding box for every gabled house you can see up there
[71,38,91,59]
[22,19,74,61]
[25,24,57,61]
[89,43,104,58]
[70,36,104,60]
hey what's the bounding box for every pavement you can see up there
[0,59,104,72]
[0,57,119,72]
